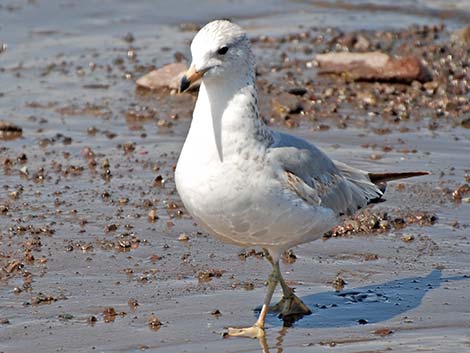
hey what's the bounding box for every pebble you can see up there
[148,314,162,330]
[178,233,189,241]
[0,120,22,140]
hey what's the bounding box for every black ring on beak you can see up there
[179,75,192,93]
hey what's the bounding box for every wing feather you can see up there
[271,131,383,216]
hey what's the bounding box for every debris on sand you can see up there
[103,307,117,323]
[210,309,222,318]
[136,63,192,91]
[401,234,415,243]
[198,269,224,283]
[87,315,98,325]
[178,233,189,241]
[373,327,394,336]
[452,184,470,202]
[327,209,437,237]
[315,52,432,83]
[281,249,297,264]
[148,314,162,331]
[31,293,58,305]
[128,298,139,310]
[4,260,23,274]
[331,275,347,292]
[451,27,470,47]
[148,209,158,222]
[0,120,22,140]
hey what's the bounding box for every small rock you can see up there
[373,327,394,336]
[87,315,98,325]
[103,307,117,323]
[116,239,131,249]
[287,87,307,96]
[0,204,8,214]
[211,309,222,317]
[178,233,189,241]
[136,63,191,91]
[148,314,162,330]
[128,298,139,310]
[122,142,135,154]
[5,261,23,273]
[104,224,118,233]
[353,35,370,51]
[364,253,379,261]
[0,120,23,140]
[153,175,165,188]
[332,275,347,292]
[58,313,74,321]
[31,293,57,305]
[281,249,297,264]
[401,234,414,243]
[460,117,470,129]
[198,269,224,283]
[149,254,162,262]
[451,27,470,47]
[452,184,470,202]
[148,209,158,222]
[122,32,135,43]
[272,92,303,116]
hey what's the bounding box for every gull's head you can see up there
[179,20,254,93]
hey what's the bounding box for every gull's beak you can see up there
[179,64,206,93]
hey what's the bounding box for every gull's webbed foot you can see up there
[270,293,312,319]
[223,324,265,339]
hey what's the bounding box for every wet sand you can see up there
[1,1,470,352]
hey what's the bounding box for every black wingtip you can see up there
[368,171,430,185]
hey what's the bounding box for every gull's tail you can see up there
[368,171,430,192]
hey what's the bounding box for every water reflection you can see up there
[255,270,468,352]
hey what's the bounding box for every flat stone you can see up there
[315,51,432,83]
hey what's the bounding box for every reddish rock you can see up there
[136,63,192,90]
[315,52,432,83]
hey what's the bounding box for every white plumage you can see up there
[175,20,426,339]
[175,20,381,259]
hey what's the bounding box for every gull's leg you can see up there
[224,264,278,339]
[267,254,312,319]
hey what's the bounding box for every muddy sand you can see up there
[1,1,470,352]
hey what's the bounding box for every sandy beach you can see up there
[1,1,470,352]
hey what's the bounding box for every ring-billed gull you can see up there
[175,20,428,339]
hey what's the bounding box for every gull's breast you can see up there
[175,155,337,250]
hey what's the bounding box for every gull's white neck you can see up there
[184,71,270,163]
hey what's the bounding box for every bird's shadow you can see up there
[263,269,469,328]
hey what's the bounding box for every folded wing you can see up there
[270,131,427,217]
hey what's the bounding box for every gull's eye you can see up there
[217,46,229,55]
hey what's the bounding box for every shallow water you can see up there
[1,1,470,353]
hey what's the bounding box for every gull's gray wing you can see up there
[268,131,383,216]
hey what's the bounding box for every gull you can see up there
[175,20,427,339]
